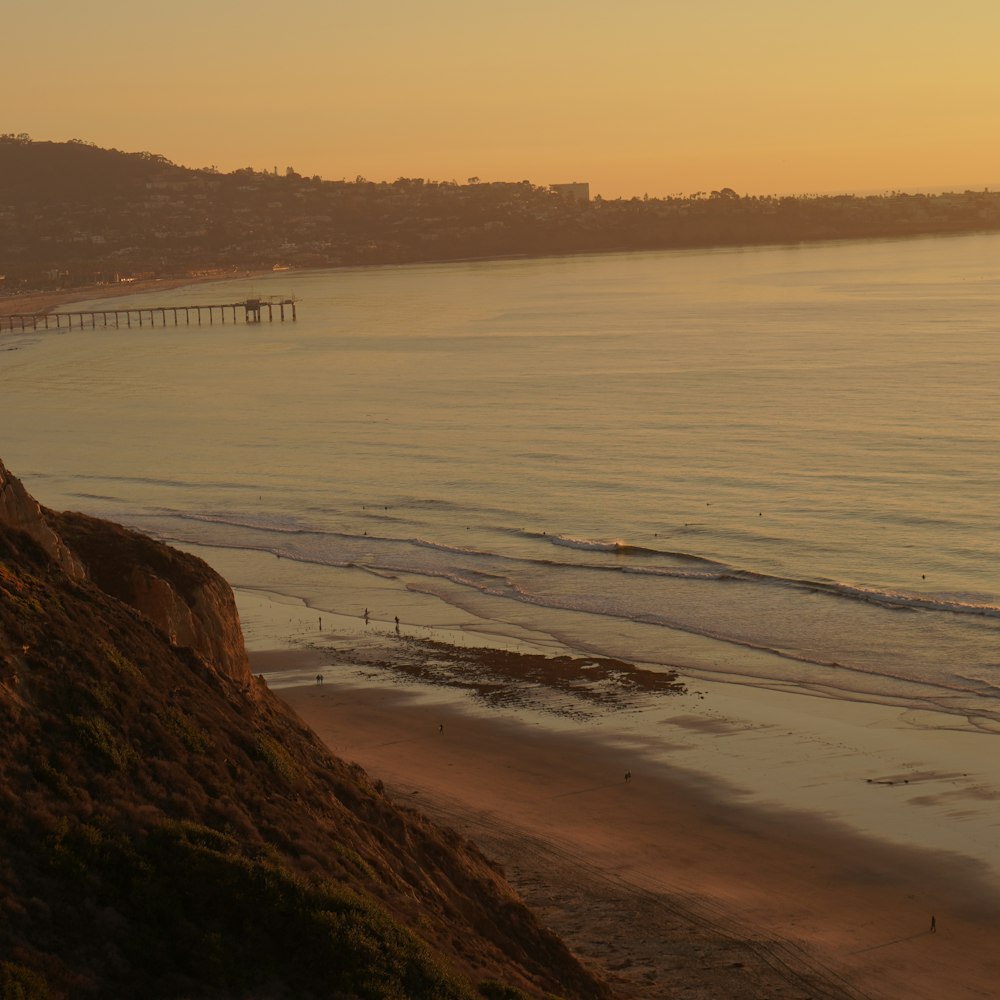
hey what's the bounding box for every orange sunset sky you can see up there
[7,0,1000,199]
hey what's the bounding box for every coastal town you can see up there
[5,131,1000,1000]
[4,133,1000,297]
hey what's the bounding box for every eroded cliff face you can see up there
[0,458,249,684]
[0,458,606,999]
[0,460,84,579]
[51,509,251,685]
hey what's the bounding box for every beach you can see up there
[8,239,1000,996]
[236,573,1000,1000]
[258,642,1000,1000]
[0,271,272,317]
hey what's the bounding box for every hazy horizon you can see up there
[10,132,1000,202]
[7,0,999,201]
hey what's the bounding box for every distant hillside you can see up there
[3,134,1000,294]
[0,458,606,999]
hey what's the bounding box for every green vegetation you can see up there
[98,638,140,679]
[161,706,214,753]
[70,714,139,771]
[0,469,603,999]
[0,962,52,1000]
[36,818,475,998]
[0,562,44,615]
[329,839,379,881]
[254,732,302,783]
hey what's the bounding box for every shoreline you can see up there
[223,571,1000,881]
[6,227,993,319]
[13,232,1000,994]
[228,574,1000,996]
[0,270,276,317]
[260,647,1000,1000]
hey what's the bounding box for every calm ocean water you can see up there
[4,234,1000,727]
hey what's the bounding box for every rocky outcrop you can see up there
[0,459,84,579]
[0,457,249,684]
[0,462,607,999]
[51,509,251,685]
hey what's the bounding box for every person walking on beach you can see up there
[624,769,632,784]
[930,914,936,933]
[364,608,369,624]
[394,616,400,633]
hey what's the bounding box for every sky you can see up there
[6,0,1000,199]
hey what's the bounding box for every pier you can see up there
[0,296,297,332]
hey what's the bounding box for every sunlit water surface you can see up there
[4,234,1000,730]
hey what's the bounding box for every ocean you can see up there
[5,233,1000,726]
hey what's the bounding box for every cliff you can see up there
[50,509,251,685]
[0,461,248,684]
[0,462,84,580]
[0,458,607,999]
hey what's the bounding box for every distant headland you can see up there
[3,133,1000,297]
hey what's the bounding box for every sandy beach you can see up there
[0,271,273,317]
[248,637,1000,1000]
[14,256,998,996]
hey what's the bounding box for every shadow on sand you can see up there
[850,930,930,955]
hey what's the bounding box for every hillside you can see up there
[3,135,1000,295]
[0,458,607,999]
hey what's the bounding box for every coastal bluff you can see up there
[0,457,605,999]
[52,508,251,685]
[0,461,84,581]
[0,459,247,683]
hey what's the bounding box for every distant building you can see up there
[550,182,590,203]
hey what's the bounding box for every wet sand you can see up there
[257,646,1000,1000]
